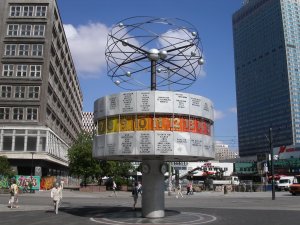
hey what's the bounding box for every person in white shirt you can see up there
[9,178,19,208]
[176,183,183,198]
[110,180,117,197]
[51,183,62,214]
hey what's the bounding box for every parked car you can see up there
[289,175,300,196]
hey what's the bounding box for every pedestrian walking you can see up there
[132,182,139,210]
[110,180,117,197]
[137,182,142,195]
[176,183,183,198]
[51,183,62,214]
[186,182,193,195]
[9,178,19,208]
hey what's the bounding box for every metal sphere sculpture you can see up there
[105,16,204,91]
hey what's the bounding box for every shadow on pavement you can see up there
[60,206,180,219]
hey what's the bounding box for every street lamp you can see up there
[269,128,275,200]
[167,162,172,196]
[30,152,35,176]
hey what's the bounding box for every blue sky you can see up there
[56,0,244,151]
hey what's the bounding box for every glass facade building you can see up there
[233,0,300,156]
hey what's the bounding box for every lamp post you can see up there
[30,152,35,176]
[168,162,172,196]
[269,128,275,200]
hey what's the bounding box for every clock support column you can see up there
[141,159,165,218]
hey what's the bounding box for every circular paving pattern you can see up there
[90,209,216,225]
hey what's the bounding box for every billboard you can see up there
[273,145,300,159]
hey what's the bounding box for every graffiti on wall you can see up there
[40,176,56,190]
[16,176,41,191]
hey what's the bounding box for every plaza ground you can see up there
[0,190,299,225]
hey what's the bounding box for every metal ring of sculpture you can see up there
[105,16,204,91]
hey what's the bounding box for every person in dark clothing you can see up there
[132,182,139,210]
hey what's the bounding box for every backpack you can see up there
[132,187,138,196]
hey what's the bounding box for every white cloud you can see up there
[214,109,225,120]
[228,107,237,114]
[63,22,206,82]
[158,29,206,78]
[106,27,143,66]
[215,140,225,145]
[64,23,109,77]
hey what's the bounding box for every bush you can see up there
[105,177,129,190]
[115,177,129,186]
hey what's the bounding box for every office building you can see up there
[232,0,300,156]
[215,143,239,161]
[0,0,83,176]
[82,112,96,134]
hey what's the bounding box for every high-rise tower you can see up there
[0,0,83,176]
[233,0,300,156]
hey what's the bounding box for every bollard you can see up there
[224,185,228,195]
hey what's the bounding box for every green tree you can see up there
[115,161,133,178]
[68,132,134,186]
[68,132,101,185]
[0,156,15,177]
[99,160,133,186]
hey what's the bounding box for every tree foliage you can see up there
[0,156,15,177]
[68,132,134,186]
[68,132,101,183]
[101,161,133,186]
[99,161,133,178]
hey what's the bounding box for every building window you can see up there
[16,65,28,77]
[2,136,13,151]
[23,6,34,17]
[9,6,22,17]
[18,44,30,56]
[35,6,47,17]
[5,44,17,56]
[0,108,10,120]
[2,64,14,77]
[27,136,37,151]
[27,108,38,120]
[13,107,24,120]
[14,86,26,98]
[6,24,45,37]
[29,65,42,77]
[15,136,25,151]
[20,24,32,36]
[28,86,40,99]
[32,44,43,56]
[7,24,19,36]
[39,136,47,151]
[33,25,45,36]
[1,86,12,98]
